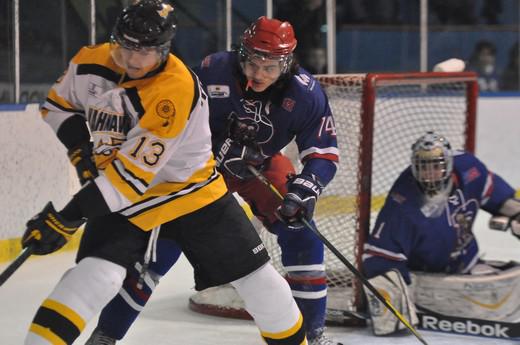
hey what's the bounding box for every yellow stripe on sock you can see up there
[29,324,67,345]
[42,299,86,332]
[261,312,304,340]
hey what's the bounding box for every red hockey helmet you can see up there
[239,16,297,74]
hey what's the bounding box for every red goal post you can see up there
[189,72,478,325]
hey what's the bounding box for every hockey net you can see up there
[189,72,478,325]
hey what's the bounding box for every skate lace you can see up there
[85,329,116,345]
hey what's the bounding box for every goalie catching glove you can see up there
[214,138,264,180]
[21,202,84,255]
[68,141,98,185]
[277,173,323,229]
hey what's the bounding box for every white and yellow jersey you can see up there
[42,43,227,230]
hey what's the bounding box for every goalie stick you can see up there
[247,165,430,345]
[417,306,520,340]
[0,245,33,287]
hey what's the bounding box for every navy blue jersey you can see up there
[363,151,515,284]
[193,51,338,185]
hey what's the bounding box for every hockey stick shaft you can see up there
[0,245,33,287]
[247,165,429,345]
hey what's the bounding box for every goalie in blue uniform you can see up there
[362,131,520,336]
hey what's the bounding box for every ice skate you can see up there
[84,328,116,345]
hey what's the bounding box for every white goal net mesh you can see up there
[190,72,477,323]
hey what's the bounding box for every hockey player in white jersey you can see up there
[86,15,342,345]
[19,1,308,344]
[362,131,520,337]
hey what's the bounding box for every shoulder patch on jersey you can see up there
[463,166,481,184]
[207,85,230,98]
[282,97,295,112]
[156,99,176,127]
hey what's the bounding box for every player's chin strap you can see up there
[246,165,430,345]
[137,225,161,290]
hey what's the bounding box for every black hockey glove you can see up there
[68,141,98,185]
[21,202,84,255]
[214,138,264,180]
[277,173,323,230]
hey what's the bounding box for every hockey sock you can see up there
[96,239,182,339]
[25,257,126,345]
[285,268,327,339]
[231,263,306,345]
[273,219,327,339]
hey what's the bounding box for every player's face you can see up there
[110,43,162,79]
[242,56,283,92]
[416,160,445,183]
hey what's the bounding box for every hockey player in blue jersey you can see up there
[362,131,520,336]
[86,16,341,345]
[194,16,340,344]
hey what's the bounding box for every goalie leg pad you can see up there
[365,269,418,336]
[231,263,306,344]
[412,263,520,322]
[25,257,126,345]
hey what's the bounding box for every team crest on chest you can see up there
[235,99,274,144]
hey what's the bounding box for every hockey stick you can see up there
[0,245,33,287]
[247,165,429,345]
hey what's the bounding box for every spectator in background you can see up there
[430,0,476,25]
[481,0,503,25]
[501,42,519,91]
[303,47,328,74]
[467,40,500,92]
[276,0,325,72]
[336,0,401,26]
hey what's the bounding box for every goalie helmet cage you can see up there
[189,72,478,326]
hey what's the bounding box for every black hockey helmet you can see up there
[111,0,177,54]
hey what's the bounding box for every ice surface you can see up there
[1,213,519,344]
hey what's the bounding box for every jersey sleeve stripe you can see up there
[301,152,339,163]
[124,87,145,119]
[103,158,152,202]
[480,172,494,205]
[363,243,408,261]
[76,63,122,84]
[299,146,339,162]
[45,89,84,114]
[120,168,220,218]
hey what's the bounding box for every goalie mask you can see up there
[411,131,454,196]
[110,0,176,78]
[238,16,297,91]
